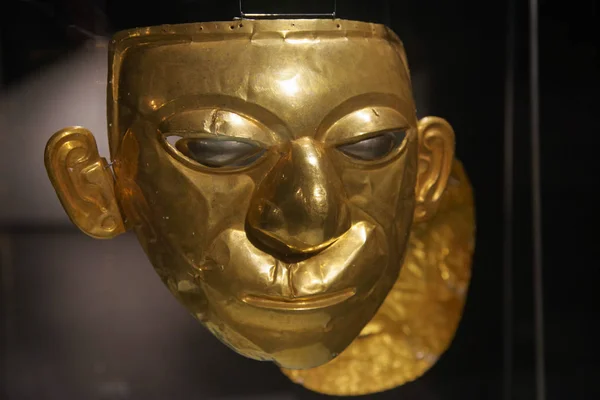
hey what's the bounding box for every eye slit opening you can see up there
[337,130,407,161]
[164,134,265,168]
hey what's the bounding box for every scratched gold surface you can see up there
[43,19,474,395]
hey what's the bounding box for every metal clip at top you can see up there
[238,0,337,19]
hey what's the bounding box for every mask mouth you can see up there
[240,287,356,311]
[205,220,385,309]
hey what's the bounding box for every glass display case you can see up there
[1,1,597,399]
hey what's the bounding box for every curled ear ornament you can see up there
[414,116,456,222]
[44,126,126,239]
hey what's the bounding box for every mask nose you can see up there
[246,137,351,257]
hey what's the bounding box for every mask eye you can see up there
[168,136,265,168]
[337,131,407,161]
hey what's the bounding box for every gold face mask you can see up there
[45,19,475,395]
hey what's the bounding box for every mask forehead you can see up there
[108,19,415,156]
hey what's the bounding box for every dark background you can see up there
[0,0,597,399]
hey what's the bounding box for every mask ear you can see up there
[44,127,126,239]
[414,117,455,222]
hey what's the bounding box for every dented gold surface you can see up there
[282,160,474,395]
[44,19,474,395]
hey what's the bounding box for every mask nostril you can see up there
[244,218,337,263]
[255,199,285,229]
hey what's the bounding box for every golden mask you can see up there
[44,19,475,396]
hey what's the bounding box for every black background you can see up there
[1,0,598,399]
